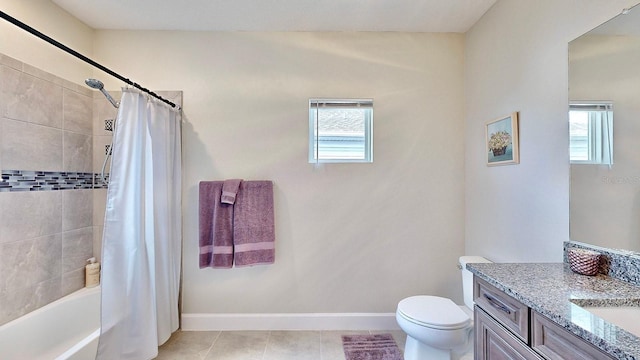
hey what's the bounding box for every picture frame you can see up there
[486,112,519,166]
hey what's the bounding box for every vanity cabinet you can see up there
[474,276,614,360]
[476,306,543,360]
[532,311,613,360]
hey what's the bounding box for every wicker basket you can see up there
[567,248,601,276]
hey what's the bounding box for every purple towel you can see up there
[233,181,275,267]
[221,179,242,204]
[199,181,234,268]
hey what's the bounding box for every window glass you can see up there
[309,99,373,163]
[569,110,589,161]
[569,102,613,165]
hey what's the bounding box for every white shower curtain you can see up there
[97,88,182,360]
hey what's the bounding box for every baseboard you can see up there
[181,312,400,331]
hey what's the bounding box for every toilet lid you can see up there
[397,296,471,330]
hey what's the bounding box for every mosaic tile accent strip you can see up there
[93,173,110,189]
[0,170,108,192]
[105,145,112,156]
[104,119,113,132]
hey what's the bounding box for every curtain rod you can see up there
[0,10,178,109]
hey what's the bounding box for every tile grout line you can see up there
[200,330,222,360]
[319,331,324,360]
[260,330,272,360]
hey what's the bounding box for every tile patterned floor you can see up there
[156,330,407,360]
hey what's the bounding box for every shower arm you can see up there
[99,88,120,108]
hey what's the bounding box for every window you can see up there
[569,102,613,165]
[309,99,373,163]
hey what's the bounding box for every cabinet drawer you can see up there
[532,311,614,360]
[474,277,530,342]
[476,306,544,360]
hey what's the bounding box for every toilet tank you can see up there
[459,256,492,310]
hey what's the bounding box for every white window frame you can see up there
[569,101,613,165]
[308,98,373,163]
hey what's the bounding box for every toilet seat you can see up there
[397,296,471,330]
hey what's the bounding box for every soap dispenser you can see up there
[85,257,100,288]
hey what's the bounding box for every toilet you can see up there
[396,256,492,360]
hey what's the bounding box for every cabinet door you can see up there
[476,306,543,360]
[532,311,614,360]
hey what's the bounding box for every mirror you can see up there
[569,3,640,252]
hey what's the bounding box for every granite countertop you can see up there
[467,263,640,360]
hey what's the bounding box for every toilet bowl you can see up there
[396,256,491,360]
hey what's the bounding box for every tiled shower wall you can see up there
[0,52,182,326]
[0,53,108,326]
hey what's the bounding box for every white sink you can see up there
[582,306,640,337]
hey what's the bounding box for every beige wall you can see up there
[464,0,639,262]
[93,31,466,313]
[7,0,639,319]
[0,0,94,84]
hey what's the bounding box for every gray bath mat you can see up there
[342,333,404,360]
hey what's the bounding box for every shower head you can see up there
[85,78,119,108]
[85,78,104,90]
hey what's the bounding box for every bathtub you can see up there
[0,286,100,360]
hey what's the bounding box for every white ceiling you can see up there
[51,0,497,33]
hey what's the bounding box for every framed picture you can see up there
[486,112,519,166]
